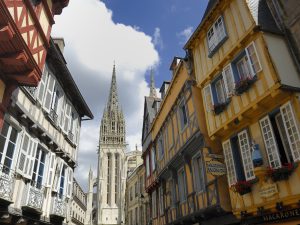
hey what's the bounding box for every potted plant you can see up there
[235,75,257,95]
[231,178,258,195]
[212,100,230,115]
[267,163,297,182]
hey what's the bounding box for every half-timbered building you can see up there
[142,58,238,225]
[184,0,300,224]
[0,37,93,225]
[0,0,69,130]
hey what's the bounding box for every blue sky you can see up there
[102,0,208,86]
[53,0,208,190]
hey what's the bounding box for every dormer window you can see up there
[207,16,227,57]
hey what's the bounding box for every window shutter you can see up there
[60,97,66,128]
[37,70,48,103]
[280,101,300,161]
[66,167,73,198]
[24,138,38,179]
[222,140,237,186]
[17,132,30,176]
[43,74,56,113]
[64,103,71,133]
[46,152,56,187]
[259,116,281,168]
[238,130,255,180]
[245,42,262,76]
[75,116,80,144]
[203,84,214,112]
[222,64,235,97]
[53,159,63,192]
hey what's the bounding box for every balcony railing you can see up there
[50,195,67,218]
[0,165,15,203]
[49,109,58,125]
[68,131,74,143]
[22,181,45,213]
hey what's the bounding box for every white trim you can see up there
[222,64,235,97]
[222,139,237,186]
[246,41,262,75]
[259,116,282,168]
[280,101,300,161]
[238,130,255,181]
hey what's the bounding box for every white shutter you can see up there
[222,64,235,97]
[203,84,214,112]
[60,96,66,128]
[17,132,30,176]
[238,130,255,180]
[46,152,56,187]
[37,69,48,103]
[75,116,80,145]
[43,74,56,113]
[280,101,300,161]
[24,138,38,179]
[64,103,71,133]
[222,140,237,186]
[66,167,73,198]
[53,159,63,192]
[245,42,262,76]
[259,116,281,168]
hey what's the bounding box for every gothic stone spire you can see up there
[100,64,126,146]
[149,68,157,98]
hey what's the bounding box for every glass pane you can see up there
[6,142,15,158]
[1,122,9,137]
[9,128,18,143]
[0,136,6,154]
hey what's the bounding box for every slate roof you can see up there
[184,0,281,49]
[47,38,94,119]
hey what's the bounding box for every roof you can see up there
[184,0,281,50]
[47,38,94,119]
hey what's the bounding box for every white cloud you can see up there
[153,27,163,50]
[177,26,193,44]
[52,0,159,190]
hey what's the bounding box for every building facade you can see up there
[184,0,300,224]
[142,62,238,225]
[0,37,93,225]
[95,65,127,225]
[126,147,143,176]
[0,0,69,130]
[70,179,87,225]
[125,164,148,225]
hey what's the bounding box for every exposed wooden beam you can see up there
[0,51,28,66]
[0,25,14,41]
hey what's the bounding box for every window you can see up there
[115,154,119,204]
[207,16,227,55]
[203,85,213,112]
[0,122,18,173]
[177,168,187,202]
[170,178,177,206]
[179,100,188,130]
[158,135,164,160]
[146,154,150,177]
[215,78,226,103]
[192,154,205,192]
[107,154,111,205]
[151,147,156,171]
[222,130,255,186]
[222,64,235,97]
[32,146,47,189]
[158,185,164,215]
[151,190,157,218]
[260,101,300,168]
[59,165,67,198]
[135,182,138,197]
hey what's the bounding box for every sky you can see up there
[52,0,208,191]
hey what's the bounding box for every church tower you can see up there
[96,65,127,225]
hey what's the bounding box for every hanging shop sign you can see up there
[206,159,226,176]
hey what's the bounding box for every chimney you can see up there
[53,37,65,53]
[169,56,182,75]
[159,81,171,100]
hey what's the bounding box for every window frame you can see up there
[207,15,227,56]
[177,167,187,203]
[192,153,205,193]
[178,99,188,131]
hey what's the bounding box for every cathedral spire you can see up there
[149,69,157,98]
[107,64,119,112]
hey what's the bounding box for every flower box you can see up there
[267,163,297,182]
[231,179,257,195]
[235,76,257,95]
[212,101,230,115]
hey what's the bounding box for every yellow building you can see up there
[142,60,238,225]
[185,0,300,224]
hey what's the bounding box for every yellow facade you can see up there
[144,58,236,225]
[185,0,300,224]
